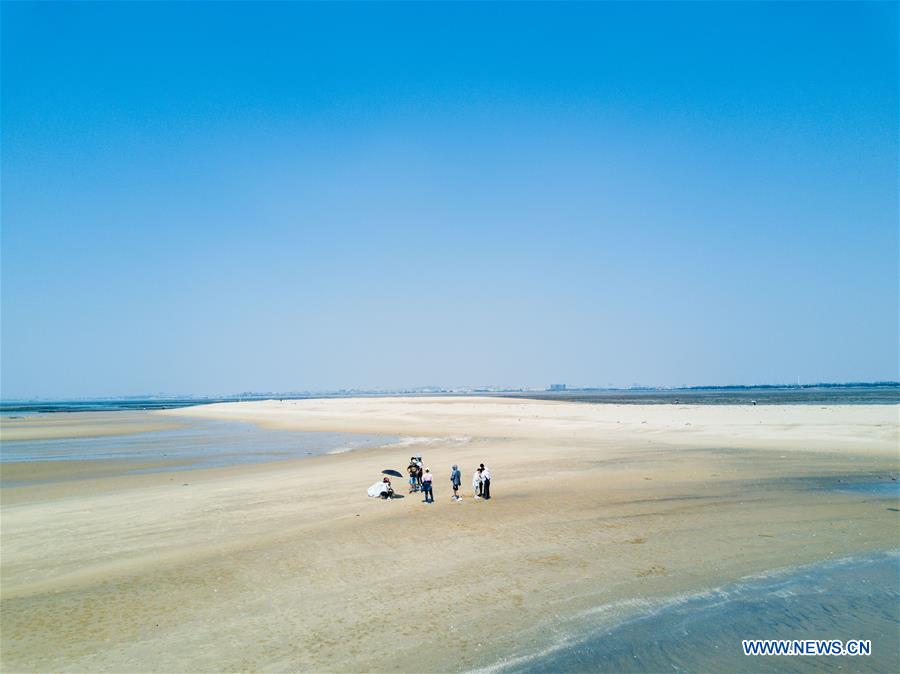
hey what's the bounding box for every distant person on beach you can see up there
[408,457,419,493]
[381,476,394,499]
[422,468,434,503]
[450,464,461,500]
[481,465,492,500]
[414,455,424,489]
[473,467,483,498]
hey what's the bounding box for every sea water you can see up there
[490,551,899,673]
[2,385,898,415]
[0,418,399,484]
[514,384,900,406]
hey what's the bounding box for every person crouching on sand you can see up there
[422,468,434,503]
[473,467,482,498]
[450,464,461,500]
[381,477,394,500]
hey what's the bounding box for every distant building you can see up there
[548,384,566,391]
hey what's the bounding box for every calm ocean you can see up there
[512,384,900,406]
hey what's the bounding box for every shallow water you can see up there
[493,551,900,674]
[512,385,900,405]
[832,481,900,498]
[0,418,399,483]
[1,385,897,415]
[776,474,900,501]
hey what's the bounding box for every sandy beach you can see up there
[1,397,898,672]
[6,1,897,671]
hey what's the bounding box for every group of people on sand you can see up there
[371,455,493,504]
[472,463,491,500]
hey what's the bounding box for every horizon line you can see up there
[1,380,898,403]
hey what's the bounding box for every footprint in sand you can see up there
[527,553,567,567]
[636,564,667,577]
[627,537,647,544]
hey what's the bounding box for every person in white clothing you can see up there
[472,468,482,498]
[481,465,492,500]
[367,477,393,499]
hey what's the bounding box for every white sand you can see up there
[1,398,897,672]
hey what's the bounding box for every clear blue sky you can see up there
[2,1,897,398]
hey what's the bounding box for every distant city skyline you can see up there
[3,380,898,404]
[2,1,898,399]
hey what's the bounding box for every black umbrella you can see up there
[382,469,403,478]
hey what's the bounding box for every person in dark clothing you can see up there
[481,465,492,500]
[415,455,424,489]
[422,468,434,503]
[450,464,462,500]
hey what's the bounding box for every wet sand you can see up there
[1,398,898,672]
[0,411,186,442]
